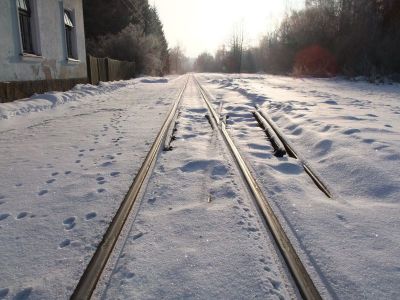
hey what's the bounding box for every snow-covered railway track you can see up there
[71,76,189,299]
[253,105,332,198]
[194,75,322,300]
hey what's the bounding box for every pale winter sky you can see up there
[153,0,304,57]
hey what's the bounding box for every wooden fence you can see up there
[0,78,87,103]
[87,55,135,85]
[0,56,135,103]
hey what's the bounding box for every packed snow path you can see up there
[98,77,297,299]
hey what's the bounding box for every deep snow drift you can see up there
[197,73,400,299]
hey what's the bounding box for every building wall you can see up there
[0,0,87,82]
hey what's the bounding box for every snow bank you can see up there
[140,77,168,83]
[0,80,137,120]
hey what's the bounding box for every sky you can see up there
[153,0,304,58]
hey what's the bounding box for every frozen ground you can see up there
[197,73,400,299]
[0,76,184,299]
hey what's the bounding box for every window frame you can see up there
[63,9,78,60]
[16,0,41,57]
[17,0,34,54]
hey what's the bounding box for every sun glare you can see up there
[154,0,304,57]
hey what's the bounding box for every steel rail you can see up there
[255,105,332,198]
[194,75,322,300]
[71,76,189,300]
[253,110,287,157]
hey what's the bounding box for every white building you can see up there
[0,0,87,82]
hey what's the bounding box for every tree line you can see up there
[83,0,169,76]
[194,0,400,79]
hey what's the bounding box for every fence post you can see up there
[106,58,110,82]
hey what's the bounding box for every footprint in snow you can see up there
[336,213,346,222]
[110,172,120,177]
[343,128,361,135]
[14,287,33,300]
[51,172,59,176]
[247,143,269,151]
[85,212,97,220]
[314,139,333,156]
[63,217,76,230]
[38,190,48,196]
[16,212,28,220]
[211,165,228,177]
[97,188,106,193]
[271,162,303,175]
[59,239,71,248]
[0,288,9,298]
[0,213,10,221]
[46,179,56,184]
[101,162,113,167]
[250,152,271,159]
[65,171,72,175]
[363,138,375,144]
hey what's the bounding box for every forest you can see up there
[194,0,400,79]
[83,0,169,76]
[83,0,400,79]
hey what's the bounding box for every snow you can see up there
[0,76,182,299]
[0,77,170,121]
[1,72,399,299]
[197,73,400,299]
[98,77,297,299]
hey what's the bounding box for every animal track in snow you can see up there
[46,179,56,184]
[110,172,120,177]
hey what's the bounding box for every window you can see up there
[64,10,76,59]
[17,0,34,54]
